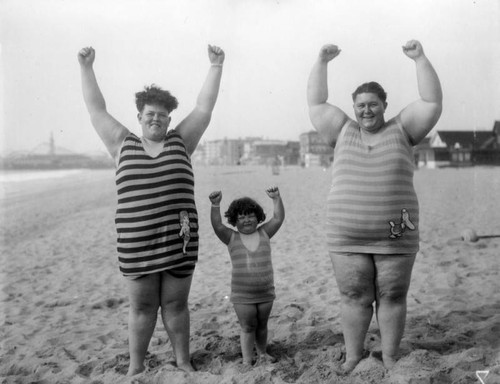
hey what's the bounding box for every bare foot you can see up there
[126,365,145,376]
[238,362,253,373]
[176,361,196,372]
[256,353,277,365]
[382,354,397,370]
[340,358,361,375]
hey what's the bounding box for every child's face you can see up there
[235,212,259,234]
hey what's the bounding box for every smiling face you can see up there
[235,213,259,235]
[353,93,387,133]
[138,104,171,142]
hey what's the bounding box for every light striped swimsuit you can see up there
[227,229,275,304]
[327,117,419,254]
[115,131,198,277]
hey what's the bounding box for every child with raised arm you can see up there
[209,187,285,367]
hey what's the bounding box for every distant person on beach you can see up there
[307,40,442,372]
[208,187,285,367]
[78,44,224,375]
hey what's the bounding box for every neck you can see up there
[239,230,258,237]
[142,136,164,144]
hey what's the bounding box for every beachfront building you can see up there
[194,138,244,166]
[413,131,448,169]
[246,140,286,165]
[299,130,335,167]
[438,127,500,166]
[414,121,500,168]
[194,137,300,166]
[241,139,300,166]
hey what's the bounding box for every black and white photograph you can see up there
[1,1,499,383]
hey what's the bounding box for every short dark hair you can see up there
[224,197,266,226]
[135,84,179,113]
[352,82,387,103]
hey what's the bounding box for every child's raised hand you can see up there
[266,186,280,199]
[209,190,223,205]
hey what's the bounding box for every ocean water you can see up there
[0,169,85,183]
[0,169,115,205]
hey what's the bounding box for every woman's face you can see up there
[353,93,387,133]
[138,104,171,141]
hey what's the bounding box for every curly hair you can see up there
[135,84,179,113]
[352,81,387,103]
[224,197,266,227]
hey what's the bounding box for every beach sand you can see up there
[1,166,499,384]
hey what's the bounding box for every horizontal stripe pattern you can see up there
[327,118,419,254]
[228,229,275,304]
[115,131,198,277]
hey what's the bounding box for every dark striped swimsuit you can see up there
[115,131,198,277]
[327,117,419,255]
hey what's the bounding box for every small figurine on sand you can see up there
[179,211,191,254]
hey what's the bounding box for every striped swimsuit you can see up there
[227,229,275,304]
[327,117,419,254]
[115,131,198,277]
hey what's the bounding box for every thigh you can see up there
[127,273,161,309]
[374,254,416,297]
[330,252,375,296]
[234,303,258,328]
[160,271,194,308]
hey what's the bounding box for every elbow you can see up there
[307,94,326,109]
[431,103,443,124]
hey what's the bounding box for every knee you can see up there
[378,286,409,304]
[239,319,258,334]
[161,298,188,314]
[130,299,159,315]
[240,324,257,334]
[339,285,375,306]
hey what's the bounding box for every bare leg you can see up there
[330,253,375,373]
[234,303,258,365]
[126,274,161,376]
[255,301,275,363]
[374,254,415,369]
[160,272,195,372]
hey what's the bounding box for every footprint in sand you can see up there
[277,303,306,323]
[90,297,126,310]
[93,353,129,375]
[75,360,99,378]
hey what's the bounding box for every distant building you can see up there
[414,121,500,167]
[195,137,300,166]
[191,139,244,166]
[284,141,301,166]
[299,130,334,167]
[413,131,448,168]
[1,133,114,169]
[250,140,288,165]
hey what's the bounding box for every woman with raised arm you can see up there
[307,40,442,373]
[78,44,225,375]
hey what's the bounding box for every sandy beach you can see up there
[1,165,499,384]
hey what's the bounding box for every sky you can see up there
[1,0,499,155]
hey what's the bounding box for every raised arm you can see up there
[399,40,443,144]
[209,191,233,245]
[176,45,225,155]
[78,47,129,159]
[307,44,350,145]
[261,187,285,239]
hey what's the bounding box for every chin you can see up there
[361,123,382,132]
